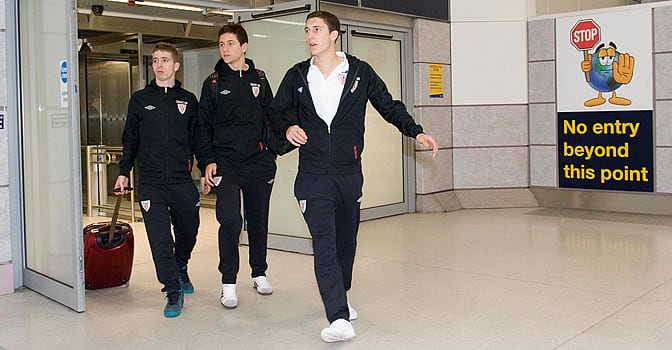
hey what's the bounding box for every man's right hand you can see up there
[114,175,130,195]
[201,177,211,194]
[205,163,217,186]
[286,125,308,147]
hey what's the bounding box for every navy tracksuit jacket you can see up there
[269,53,426,322]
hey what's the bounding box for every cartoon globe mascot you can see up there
[580,42,635,107]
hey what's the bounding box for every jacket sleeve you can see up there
[119,94,141,177]
[187,93,205,177]
[364,62,424,138]
[197,77,217,166]
[260,73,274,118]
[268,67,299,139]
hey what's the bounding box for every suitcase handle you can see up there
[109,187,132,242]
[97,229,128,249]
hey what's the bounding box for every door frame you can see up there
[9,0,86,312]
[340,22,417,220]
[8,0,23,292]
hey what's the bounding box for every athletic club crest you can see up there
[251,83,260,98]
[350,77,360,93]
[338,73,347,86]
[299,199,306,213]
[141,200,151,212]
[176,100,188,115]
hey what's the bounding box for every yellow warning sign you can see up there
[429,64,443,98]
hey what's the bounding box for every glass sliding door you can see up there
[347,27,410,217]
[19,0,85,311]
[244,13,313,246]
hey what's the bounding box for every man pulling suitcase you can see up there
[115,43,205,318]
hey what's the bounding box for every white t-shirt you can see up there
[307,52,349,129]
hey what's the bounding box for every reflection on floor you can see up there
[3,208,672,348]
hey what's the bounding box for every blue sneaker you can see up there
[178,265,194,294]
[164,289,183,317]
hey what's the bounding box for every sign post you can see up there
[570,19,601,82]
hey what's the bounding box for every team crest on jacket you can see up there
[141,200,151,212]
[350,77,360,93]
[176,100,188,115]
[299,199,306,213]
[250,83,260,98]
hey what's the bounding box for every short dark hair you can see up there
[217,23,248,45]
[152,42,178,62]
[306,11,341,37]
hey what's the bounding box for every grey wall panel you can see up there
[416,191,462,212]
[529,103,557,145]
[655,100,672,146]
[655,53,672,99]
[530,145,558,187]
[413,19,450,64]
[529,61,556,103]
[416,149,453,194]
[528,18,555,62]
[413,107,452,149]
[654,5,672,53]
[455,188,538,209]
[656,147,672,193]
[452,105,528,147]
[453,147,529,188]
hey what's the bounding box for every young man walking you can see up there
[198,24,277,309]
[115,43,203,318]
[269,11,438,343]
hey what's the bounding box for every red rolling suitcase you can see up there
[83,193,134,289]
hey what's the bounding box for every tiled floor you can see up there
[3,207,672,349]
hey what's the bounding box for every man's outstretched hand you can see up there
[416,133,438,158]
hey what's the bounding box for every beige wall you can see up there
[535,0,641,15]
[413,0,646,212]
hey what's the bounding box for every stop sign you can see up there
[570,20,601,51]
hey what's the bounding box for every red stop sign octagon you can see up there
[570,20,601,51]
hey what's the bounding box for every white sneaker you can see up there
[348,303,358,321]
[252,276,273,295]
[220,284,238,309]
[320,319,355,343]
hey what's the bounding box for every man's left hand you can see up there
[416,133,438,159]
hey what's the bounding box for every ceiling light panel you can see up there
[106,0,203,12]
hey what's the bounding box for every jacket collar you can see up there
[296,52,360,75]
[215,57,257,75]
[149,79,182,92]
